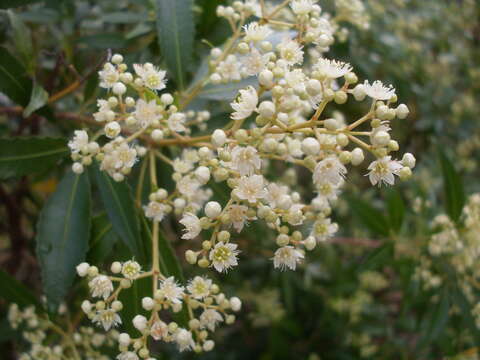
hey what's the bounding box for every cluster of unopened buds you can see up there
[76,261,241,356]
[67,0,416,357]
[8,303,117,360]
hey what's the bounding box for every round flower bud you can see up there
[211,47,222,58]
[258,101,276,119]
[351,148,364,166]
[388,140,399,151]
[396,104,409,119]
[156,188,168,200]
[161,93,174,105]
[105,121,121,139]
[203,340,215,351]
[259,69,274,87]
[142,297,155,311]
[352,84,366,101]
[185,250,198,264]
[230,297,242,312]
[81,300,92,313]
[108,96,119,107]
[399,166,412,180]
[344,72,357,84]
[301,137,320,156]
[402,153,416,168]
[334,91,348,104]
[210,73,222,84]
[324,118,339,131]
[339,151,352,164]
[174,198,186,209]
[112,300,123,311]
[373,130,390,146]
[198,258,210,268]
[306,79,322,96]
[376,105,389,120]
[125,96,135,107]
[195,166,211,184]
[151,129,164,142]
[76,262,90,277]
[113,173,124,182]
[304,236,317,251]
[111,54,123,64]
[218,230,230,242]
[205,201,222,218]
[111,261,122,274]
[133,315,148,331]
[276,234,290,247]
[211,129,227,147]
[336,133,349,147]
[72,161,85,173]
[278,195,292,210]
[226,315,235,324]
[237,42,249,54]
[118,333,131,347]
[112,82,126,95]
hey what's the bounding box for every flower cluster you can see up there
[76,261,241,357]
[8,304,117,360]
[65,0,415,356]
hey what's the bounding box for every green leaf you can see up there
[0,47,32,106]
[452,286,480,344]
[36,171,91,311]
[93,166,145,262]
[0,137,69,179]
[7,10,34,73]
[0,269,43,310]
[77,33,128,49]
[348,197,390,237]
[358,242,393,271]
[386,189,405,233]
[154,0,194,90]
[118,275,152,335]
[199,77,257,101]
[0,0,42,10]
[23,82,48,117]
[416,287,450,350]
[439,150,465,222]
[88,213,118,264]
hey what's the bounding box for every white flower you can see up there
[199,309,223,331]
[98,63,119,89]
[133,63,167,91]
[291,0,316,15]
[134,99,159,127]
[363,80,396,100]
[242,48,269,76]
[117,351,139,360]
[121,260,141,280]
[179,213,201,240]
[315,180,342,201]
[231,86,258,120]
[234,175,267,204]
[209,242,240,272]
[104,121,121,138]
[68,130,89,154]
[231,145,262,175]
[367,156,402,186]
[168,113,187,133]
[92,308,121,331]
[151,320,169,340]
[158,276,185,304]
[217,55,241,81]
[187,276,212,299]
[273,246,304,271]
[144,201,168,222]
[177,176,201,200]
[243,22,272,42]
[175,328,195,352]
[88,275,113,300]
[313,156,347,186]
[227,204,251,233]
[277,38,304,65]
[311,217,338,241]
[93,99,112,122]
[314,58,352,79]
[265,183,289,208]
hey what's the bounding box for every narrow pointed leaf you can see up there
[386,189,405,233]
[36,171,91,311]
[0,47,32,106]
[439,150,465,222]
[154,0,194,89]
[23,82,49,117]
[7,10,34,72]
[88,213,118,264]
[0,137,68,179]
[93,166,144,262]
[348,197,390,236]
[0,269,43,310]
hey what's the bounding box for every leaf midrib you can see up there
[0,147,68,162]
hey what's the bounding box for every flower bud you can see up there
[205,201,222,218]
[118,333,131,347]
[373,130,390,146]
[258,101,276,119]
[396,103,409,119]
[111,261,122,274]
[304,236,317,250]
[230,297,242,312]
[76,262,90,277]
[351,147,364,166]
[112,82,126,95]
[259,70,274,87]
[142,297,155,311]
[212,129,227,147]
[402,153,416,168]
[352,84,366,101]
[133,315,148,331]
[72,162,84,174]
[195,166,211,184]
[151,129,164,142]
[301,137,320,156]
